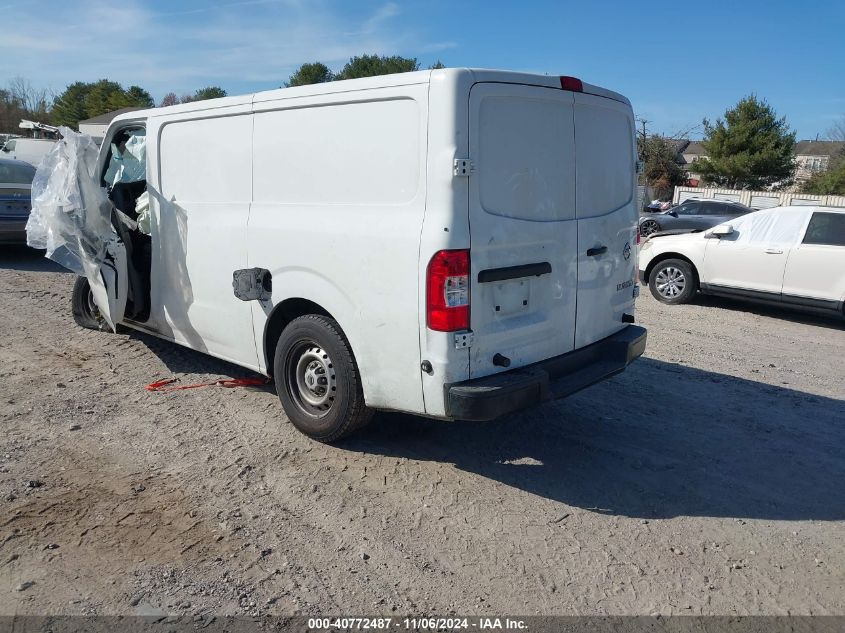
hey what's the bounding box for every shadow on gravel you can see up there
[125,330,272,389]
[342,358,845,521]
[0,245,69,273]
[691,294,844,331]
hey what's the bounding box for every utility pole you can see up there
[636,117,649,144]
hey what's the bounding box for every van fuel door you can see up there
[233,268,272,301]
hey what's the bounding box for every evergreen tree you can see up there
[334,54,419,80]
[286,62,334,87]
[693,95,795,190]
[52,80,155,128]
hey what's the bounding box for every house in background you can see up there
[666,138,845,190]
[679,141,707,184]
[793,140,845,181]
[77,107,146,142]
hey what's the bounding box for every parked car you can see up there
[638,206,845,317]
[28,68,647,442]
[1,137,57,167]
[0,157,36,244]
[639,198,752,237]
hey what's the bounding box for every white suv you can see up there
[638,206,845,318]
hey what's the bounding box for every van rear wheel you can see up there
[71,276,113,332]
[273,315,372,442]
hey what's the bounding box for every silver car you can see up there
[0,158,36,244]
[639,198,752,237]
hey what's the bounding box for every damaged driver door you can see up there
[83,233,128,332]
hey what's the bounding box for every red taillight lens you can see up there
[426,249,470,332]
[560,76,583,92]
[636,230,641,245]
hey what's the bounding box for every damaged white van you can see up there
[33,69,646,442]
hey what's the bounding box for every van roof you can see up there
[110,68,631,125]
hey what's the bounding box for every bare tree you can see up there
[828,116,845,142]
[7,76,50,118]
[159,92,179,107]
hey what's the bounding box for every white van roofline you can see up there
[109,68,630,126]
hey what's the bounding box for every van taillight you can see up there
[636,230,641,245]
[560,76,583,92]
[426,249,470,332]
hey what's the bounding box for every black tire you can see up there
[648,258,698,305]
[273,315,372,442]
[640,219,661,237]
[71,276,114,332]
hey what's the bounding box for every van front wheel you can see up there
[273,315,372,442]
[71,276,113,332]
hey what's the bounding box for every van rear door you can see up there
[573,93,638,348]
[467,83,577,378]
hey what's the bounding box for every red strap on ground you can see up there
[145,377,269,392]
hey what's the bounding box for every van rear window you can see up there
[477,95,576,222]
[575,101,634,218]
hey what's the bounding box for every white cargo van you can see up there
[1,137,57,166]
[69,68,646,441]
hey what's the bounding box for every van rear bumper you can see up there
[444,325,646,421]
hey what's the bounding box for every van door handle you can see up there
[765,248,783,254]
[586,246,607,257]
[478,262,551,283]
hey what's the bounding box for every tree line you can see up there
[1,55,440,135]
[0,78,229,133]
[640,95,845,196]
[286,54,443,87]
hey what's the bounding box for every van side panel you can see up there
[248,85,429,413]
[153,110,260,369]
[416,70,474,417]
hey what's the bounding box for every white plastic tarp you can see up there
[25,127,116,276]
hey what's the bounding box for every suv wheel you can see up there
[648,258,697,304]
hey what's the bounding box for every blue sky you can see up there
[2,0,843,139]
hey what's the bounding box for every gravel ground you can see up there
[1,245,843,616]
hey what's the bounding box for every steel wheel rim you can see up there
[655,266,686,299]
[641,220,659,236]
[86,287,103,321]
[286,340,336,418]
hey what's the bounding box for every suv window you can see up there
[730,210,807,246]
[698,201,726,215]
[675,201,700,215]
[803,212,845,246]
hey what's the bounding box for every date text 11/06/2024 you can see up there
[307,617,528,630]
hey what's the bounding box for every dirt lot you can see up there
[1,245,843,617]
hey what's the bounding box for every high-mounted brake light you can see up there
[560,76,583,92]
[426,249,470,332]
